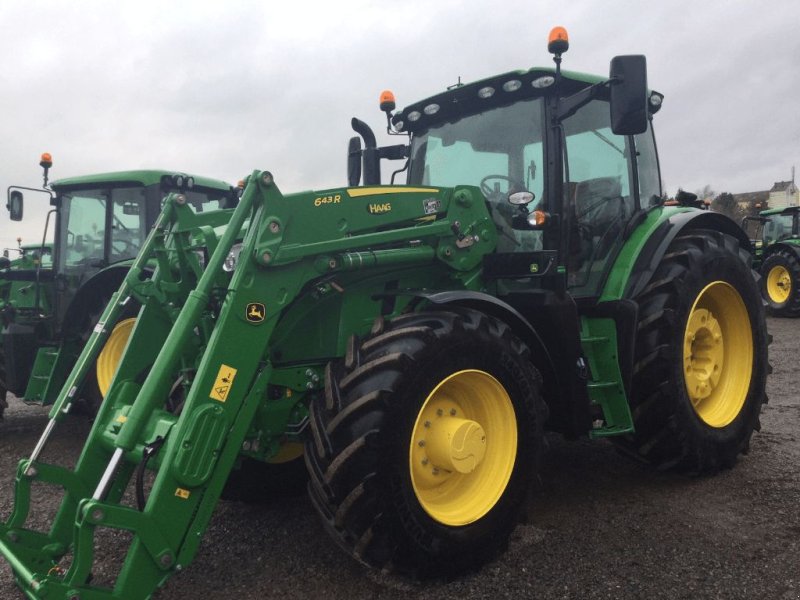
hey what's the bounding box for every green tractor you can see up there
[743,206,800,316]
[0,29,768,599]
[0,158,237,418]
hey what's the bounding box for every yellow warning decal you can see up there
[116,415,128,423]
[175,488,191,500]
[346,186,438,197]
[209,364,237,402]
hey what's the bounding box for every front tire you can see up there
[620,230,769,473]
[761,249,800,317]
[305,309,546,577]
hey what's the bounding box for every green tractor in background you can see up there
[743,206,800,316]
[0,28,768,599]
[0,158,237,417]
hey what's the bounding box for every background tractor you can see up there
[0,28,768,600]
[743,206,800,316]
[0,160,236,417]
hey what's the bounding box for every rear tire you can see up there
[761,249,800,317]
[619,230,769,473]
[305,308,546,577]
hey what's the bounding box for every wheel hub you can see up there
[422,415,487,475]
[409,369,517,526]
[684,308,723,403]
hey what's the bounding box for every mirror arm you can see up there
[556,81,608,123]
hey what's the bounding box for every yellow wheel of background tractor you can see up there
[96,318,137,396]
[765,264,791,304]
[761,249,800,317]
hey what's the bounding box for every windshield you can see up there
[764,213,796,243]
[58,186,147,269]
[408,98,545,200]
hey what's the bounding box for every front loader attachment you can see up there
[1,168,496,598]
[0,172,286,600]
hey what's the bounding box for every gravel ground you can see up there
[1,317,798,599]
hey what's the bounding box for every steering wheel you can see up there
[111,236,139,258]
[480,175,522,199]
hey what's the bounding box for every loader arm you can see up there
[0,172,494,599]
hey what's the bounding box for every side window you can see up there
[64,195,107,267]
[564,100,635,295]
[635,127,661,207]
[110,187,147,262]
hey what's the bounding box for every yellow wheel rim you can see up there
[409,369,517,526]
[766,264,791,304]
[96,318,136,396]
[267,442,304,464]
[683,282,753,428]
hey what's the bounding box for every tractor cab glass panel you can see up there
[59,186,147,269]
[408,98,545,252]
[764,213,795,244]
[563,99,637,296]
[110,187,147,262]
[60,191,107,268]
[634,127,662,207]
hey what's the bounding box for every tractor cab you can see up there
[350,29,663,299]
[5,163,235,328]
[2,161,236,404]
[761,206,799,245]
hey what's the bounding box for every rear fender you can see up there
[613,209,751,301]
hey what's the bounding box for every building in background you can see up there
[767,172,798,210]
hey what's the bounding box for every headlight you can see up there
[223,243,244,272]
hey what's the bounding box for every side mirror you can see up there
[7,190,23,221]
[347,136,362,187]
[609,55,648,135]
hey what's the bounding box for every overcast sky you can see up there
[1,0,798,249]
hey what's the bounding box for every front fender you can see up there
[761,240,800,263]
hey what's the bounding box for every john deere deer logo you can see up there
[246,302,266,323]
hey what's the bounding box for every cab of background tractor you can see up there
[761,207,799,245]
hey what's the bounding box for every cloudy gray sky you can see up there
[1,0,798,249]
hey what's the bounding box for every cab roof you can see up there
[393,67,608,134]
[51,170,232,191]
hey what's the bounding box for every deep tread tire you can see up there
[760,249,800,317]
[306,308,546,577]
[618,229,769,473]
